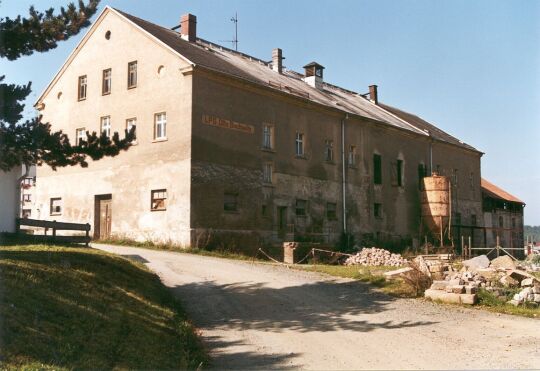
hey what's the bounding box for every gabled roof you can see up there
[481,178,524,204]
[39,6,481,154]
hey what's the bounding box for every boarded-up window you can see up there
[397,160,403,187]
[324,140,334,162]
[499,216,504,228]
[374,203,382,218]
[295,199,307,216]
[151,189,167,211]
[50,197,62,215]
[224,193,238,212]
[373,154,382,184]
[326,202,337,220]
[348,145,356,167]
[471,214,477,226]
[262,124,274,150]
[263,163,273,184]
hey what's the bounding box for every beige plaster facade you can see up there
[35,7,484,249]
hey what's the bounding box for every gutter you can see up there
[341,114,349,234]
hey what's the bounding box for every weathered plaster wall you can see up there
[35,10,193,244]
[0,167,20,233]
[190,70,483,247]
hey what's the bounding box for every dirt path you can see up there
[94,244,540,370]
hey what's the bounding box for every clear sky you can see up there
[2,0,539,224]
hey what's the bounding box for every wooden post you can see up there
[52,220,57,243]
[439,216,443,248]
[496,235,500,257]
[15,218,21,234]
[461,235,465,258]
[468,236,472,258]
[85,223,90,247]
[424,235,428,255]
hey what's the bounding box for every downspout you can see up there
[341,114,349,233]
[429,139,433,175]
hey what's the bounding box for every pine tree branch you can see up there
[0,0,100,60]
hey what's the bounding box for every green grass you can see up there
[476,288,540,318]
[0,244,208,370]
[296,264,414,297]
[95,236,267,262]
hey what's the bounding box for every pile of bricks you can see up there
[508,278,540,306]
[344,247,407,267]
[424,271,479,305]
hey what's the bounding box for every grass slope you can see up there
[0,245,207,370]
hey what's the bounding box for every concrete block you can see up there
[465,286,477,294]
[521,278,534,287]
[489,255,516,270]
[452,285,465,294]
[508,299,520,307]
[463,255,490,271]
[448,278,464,286]
[460,294,477,305]
[500,275,519,287]
[430,281,450,290]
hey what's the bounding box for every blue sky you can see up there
[2,0,539,224]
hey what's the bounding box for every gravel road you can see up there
[95,243,540,370]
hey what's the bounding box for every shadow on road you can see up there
[170,279,438,368]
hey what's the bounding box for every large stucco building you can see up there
[35,7,497,249]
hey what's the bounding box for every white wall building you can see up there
[0,166,21,233]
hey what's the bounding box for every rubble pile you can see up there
[423,254,540,307]
[424,270,480,305]
[345,247,407,267]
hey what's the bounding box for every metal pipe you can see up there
[341,115,348,233]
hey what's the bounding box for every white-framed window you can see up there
[151,189,167,211]
[50,197,62,215]
[295,132,304,156]
[324,139,334,162]
[23,194,31,202]
[78,75,87,100]
[348,145,356,166]
[154,112,166,140]
[101,116,111,138]
[263,162,273,184]
[126,117,137,144]
[262,124,274,150]
[102,68,112,95]
[76,128,86,145]
[128,61,137,88]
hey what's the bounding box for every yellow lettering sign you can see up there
[202,114,254,134]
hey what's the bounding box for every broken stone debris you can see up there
[507,277,540,307]
[489,255,516,270]
[462,255,490,272]
[344,247,407,267]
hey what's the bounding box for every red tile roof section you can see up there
[481,178,524,204]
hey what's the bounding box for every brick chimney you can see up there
[180,14,197,42]
[369,84,378,105]
[272,48,283,73]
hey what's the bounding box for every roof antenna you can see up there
[219,12,238,51]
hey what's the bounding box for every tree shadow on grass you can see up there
[0,248,207,369]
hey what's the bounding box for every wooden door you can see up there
[278,206,287,238]
[95,196,112,239]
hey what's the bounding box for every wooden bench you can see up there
[16,218,91,246]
